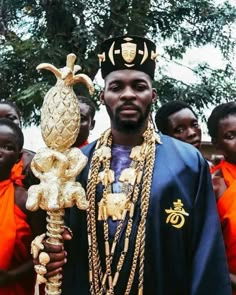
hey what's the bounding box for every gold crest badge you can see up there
[104,37,150,68]
[121,42,137,64]
[165,199,189,229]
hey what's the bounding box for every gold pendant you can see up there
[98,193,131,221]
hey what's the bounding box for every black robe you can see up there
[62,134,231,294]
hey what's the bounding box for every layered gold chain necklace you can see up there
[86,122,159,295]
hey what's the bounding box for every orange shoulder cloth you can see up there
[0,178,16,269]
[11,158,24,186]
[212,159,236,274]
[0,171,34,295]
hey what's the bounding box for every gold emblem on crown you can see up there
[165,199,189,229]
[121,42,137,65]
[99,37,151,68]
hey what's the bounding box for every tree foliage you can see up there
[0,0,236,124]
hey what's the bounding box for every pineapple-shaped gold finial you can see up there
[38,53,94,152]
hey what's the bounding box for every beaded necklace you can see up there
[86,122,160,295]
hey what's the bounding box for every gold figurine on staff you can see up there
[26,53,94,295]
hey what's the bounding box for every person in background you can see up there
[0,100,39,189]
[155,100,201,149]
[0,118,45,295]
[33,35,231,294]
[207,101,236,294]
[72,95,96,148]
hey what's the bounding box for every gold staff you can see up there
[26,53,94,295]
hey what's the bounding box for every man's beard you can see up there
[105,103,152,134]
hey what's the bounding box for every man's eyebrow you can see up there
[109,80,121,83]
[134,79,149,83]
[107,77,150,85]
[107,80,123,85]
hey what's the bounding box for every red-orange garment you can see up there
[0,175,34,295]
[11,158,24,186]
[211,159,236,293]
[78,140,89,149]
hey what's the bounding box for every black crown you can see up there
[98,36,157,79]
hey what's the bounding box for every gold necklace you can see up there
[86,122,160,295]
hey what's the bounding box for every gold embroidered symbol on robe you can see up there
[165,199,189,229]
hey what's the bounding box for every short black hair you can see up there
[77,96,96,119]
[207,101,236,140]
[155,100,197,134]
[0,100,22,120]
[0,118,24,150]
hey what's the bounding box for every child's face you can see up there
[72,102,95,147]
[216,114,236,164]
[0,125,21,175]
[167,108,202,149]
[0,104,21,127]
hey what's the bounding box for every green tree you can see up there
[0,0,236,124]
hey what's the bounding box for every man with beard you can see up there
[33,36,231,294]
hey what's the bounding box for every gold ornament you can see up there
[31,233,45,259]
[98,193,132,221]
[151,50,158,61]
[35,264,47,275]
[38,53,94,152]
[26,54,94,294]
[35,272,47,284]
[39,252,51,265]
[97,169,115,186]
[119,167,138,185]
[26,147,88,211]
[86,122,157,294]
[121,41,137,64]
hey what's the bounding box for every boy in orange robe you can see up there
[208,101,236,294]
[0,118,45,294]
[0,100,39,189]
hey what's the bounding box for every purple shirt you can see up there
[108,144,132,237]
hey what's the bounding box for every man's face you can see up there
[100,70,156,133]
[215,114,236,164]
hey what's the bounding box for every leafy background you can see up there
[0,0,236,126]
